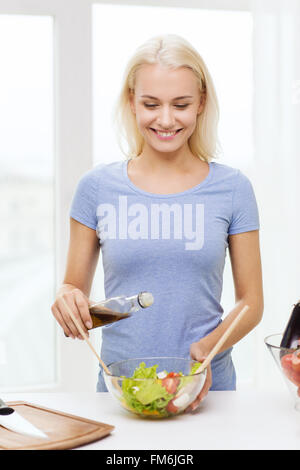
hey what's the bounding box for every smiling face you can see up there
[129,63,205,159]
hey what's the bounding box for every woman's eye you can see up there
[144,104,189,109]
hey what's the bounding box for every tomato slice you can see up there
[166,399,179,414]
[283,370,300,386]
[161,371,181,394]
[167,372,181,378]
[161,377,180,395]
[281,353,300,386]
[281,351,300,386]
[292,350,300,372]
[290,371,300,387]
[281,353,293,372]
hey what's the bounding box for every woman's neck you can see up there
[135,148,202,175]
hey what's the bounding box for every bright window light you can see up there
[92,4,253,170]
[0,15,55,389]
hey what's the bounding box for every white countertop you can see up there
[2,390,300,450]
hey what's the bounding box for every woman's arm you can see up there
[62,218,100,296]
[187,230,263,410]
[197,230,264,355]
[51,218,100,339]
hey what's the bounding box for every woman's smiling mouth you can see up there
[150,128,183,140]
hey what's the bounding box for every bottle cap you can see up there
[138,292,154,308]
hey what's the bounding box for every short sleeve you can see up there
[228,171,260,235]
[69,169,99,230]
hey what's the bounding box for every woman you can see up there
[51,34,263,411]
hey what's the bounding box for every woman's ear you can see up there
[129,90,136,114]
[197,93,206,114]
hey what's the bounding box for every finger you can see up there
[52,305,75,339]
[197,380,210,402]
[71,293,91,338]
[185,367,212,412]
[186,387,208,413]
[57,295,89,339]
[190,383,209,410]
[68,297,90,339]
[201,366,212,398]
[56,296,79,338]
[185,397,202,413]
[74,290,93,329]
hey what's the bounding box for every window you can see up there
[0,15,55,390]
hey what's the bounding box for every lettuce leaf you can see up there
[121,362,173,415]
[190,361,202,375]
[120,361,203,416]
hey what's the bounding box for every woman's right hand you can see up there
[51,285,93,339]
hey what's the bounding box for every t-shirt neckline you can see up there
[123,158,214,198]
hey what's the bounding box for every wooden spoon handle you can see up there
[60,296,112,376]
[195,305,250,374]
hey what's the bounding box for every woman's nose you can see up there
[157,105,176,129]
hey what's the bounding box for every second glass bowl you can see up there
[264,333,300,411]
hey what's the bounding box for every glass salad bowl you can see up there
[264,334,300,411]
[103,356,207,419]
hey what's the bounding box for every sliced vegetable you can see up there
[281,352,300,386]
[292,350,300,372]
[120,361,203,417]
[161,373,181,395]
[281,353,293,372]
[166,399,179,414]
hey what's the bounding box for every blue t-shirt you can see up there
[70,159,260,392]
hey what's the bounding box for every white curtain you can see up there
[252,0,300,388]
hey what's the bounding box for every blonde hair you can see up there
[112,34,221,162]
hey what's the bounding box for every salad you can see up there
[120,361,202,417]
[281,349,300,397]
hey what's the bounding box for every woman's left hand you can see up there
[185,340,212,412]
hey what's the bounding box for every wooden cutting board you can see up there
[0,401,115,450]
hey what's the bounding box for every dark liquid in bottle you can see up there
[89,305,130,329]
[280,301,300,350]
